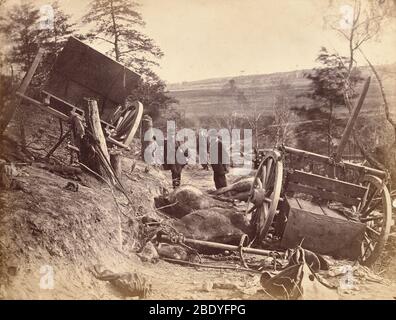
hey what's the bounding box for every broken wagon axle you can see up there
[157,233,284,258]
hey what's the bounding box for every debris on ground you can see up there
[137,241,159,263]
[260,247,338,300]
[91,264,151,298]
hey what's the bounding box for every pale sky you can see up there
[4,0,396,83]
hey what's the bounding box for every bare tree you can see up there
[325,0,396,178]
[272,84,294,146]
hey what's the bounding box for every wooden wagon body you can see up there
[16,36,144,150]
[249,78,392,266]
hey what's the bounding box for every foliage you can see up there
[83,0,176,113]
[325,0,396,180]
[0,1,75,143]
[0,1,75,79]
[306,47,362,106]
[295,47,363,155]
[127,76,177,121]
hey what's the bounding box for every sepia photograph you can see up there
[0,0,396,305]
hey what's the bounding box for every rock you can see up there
[202,280,213,292]
[7,265,18,276]
[213,282,240,290]
[137,241,159,263]
[92,264,151,298]
[64,182,79,192]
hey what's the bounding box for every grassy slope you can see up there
[168,65,396,120]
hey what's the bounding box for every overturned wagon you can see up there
[249,78,392,266]
[16,36,143,150]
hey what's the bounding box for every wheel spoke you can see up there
[247,151,283,244]
[256,178,262,189]
[362,200,381,217]
[265,158,273,185]
[261,165,267,190]
[361,187,381,217]
[357,175,391,266]
[366,226,381,238]
[364,235,376,253]
[360,215,383,223]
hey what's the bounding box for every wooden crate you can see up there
[280,197,366,260]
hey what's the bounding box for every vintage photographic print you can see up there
[0,0,395,303]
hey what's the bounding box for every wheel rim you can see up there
[247,150,283,244]
[357,175,392,266]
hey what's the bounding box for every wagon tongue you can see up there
[334,77,370,162]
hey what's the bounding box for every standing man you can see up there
[210,136,230,189]
[162,138,189,189]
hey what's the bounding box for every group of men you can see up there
[154,132,230,190]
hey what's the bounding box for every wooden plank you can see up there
[293,198,324,216]
[17,48,45,95]
[294,198,348,221]
[320,204,349,220]
[335,77,370,161]
[291,197,302,209]
[287,182,360,206]
[42,89,83,112]
[16,92,69,121]
[43,90,115,129]
[288,170,367,198]
[17,92,130,150]
[107,136,130,150]
[86,99,110,162]
[283,146,386,178]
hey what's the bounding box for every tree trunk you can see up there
[327,103,333,156]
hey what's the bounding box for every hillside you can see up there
[168,65,396,121]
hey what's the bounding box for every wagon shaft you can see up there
[335,77,371,162]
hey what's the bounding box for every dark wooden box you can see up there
[280,197,366,260]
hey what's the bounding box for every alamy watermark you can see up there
[143,121,253,170]
[38,4,54,31]
[39,264,54,290]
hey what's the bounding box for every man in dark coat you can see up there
[162,139,189,188]
[210,137,230,189]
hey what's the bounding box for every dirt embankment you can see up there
[0,143,171,299]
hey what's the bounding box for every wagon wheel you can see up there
[246,150,283,244]
[357,174,392,266]
[111,101,143,146]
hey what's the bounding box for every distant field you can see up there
[168,65,396,122]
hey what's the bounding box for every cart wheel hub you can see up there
[252,189,267,207]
